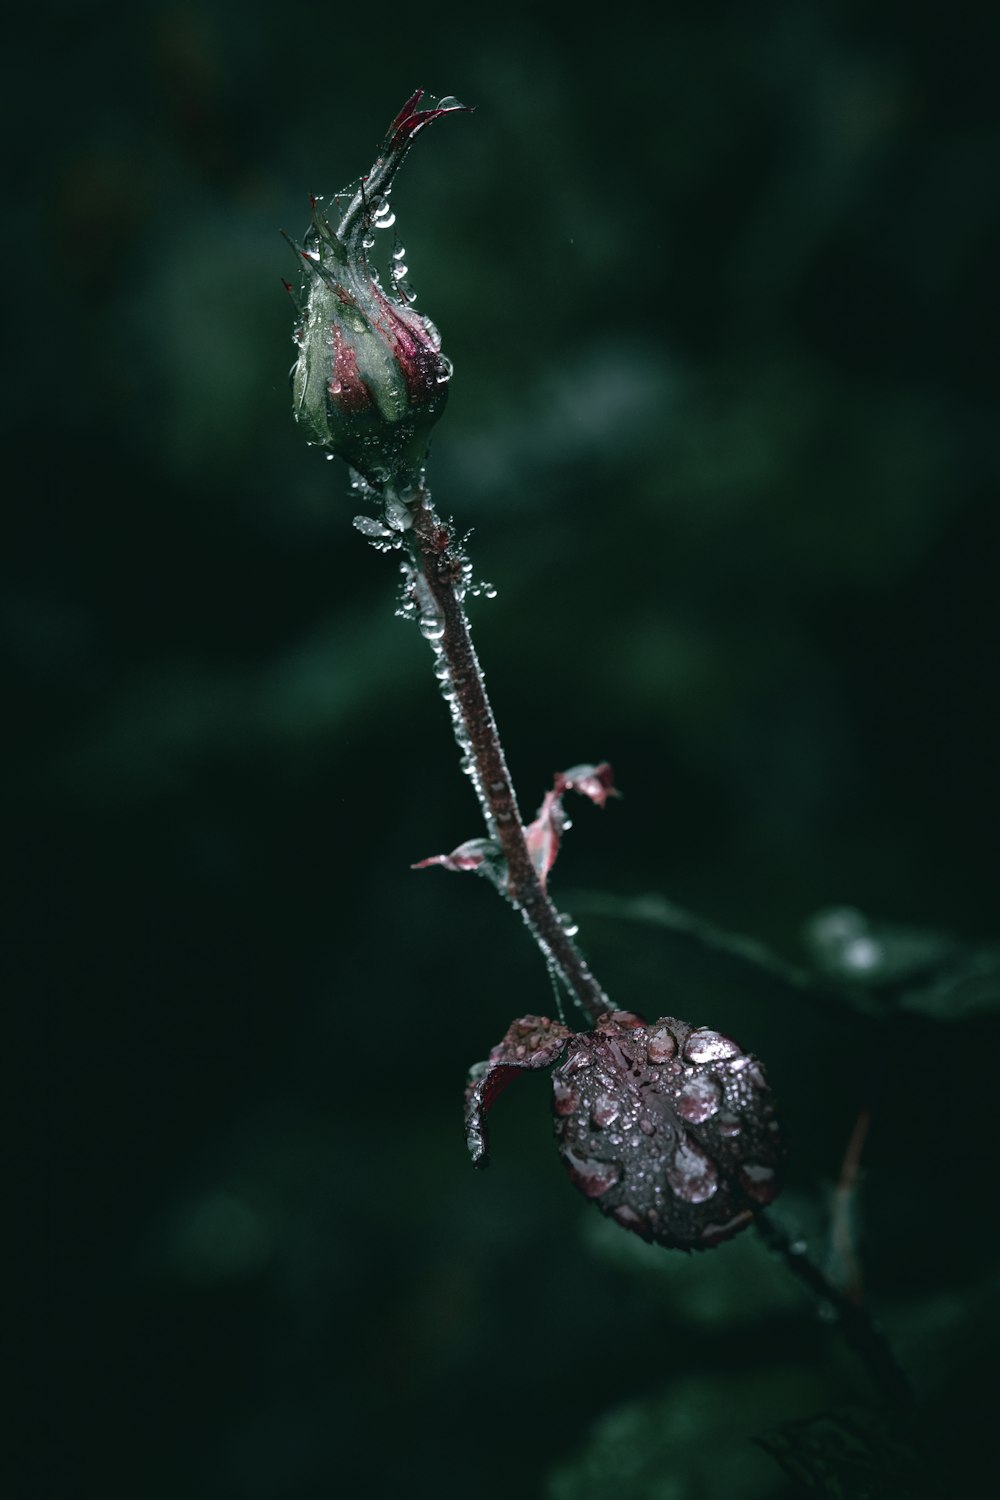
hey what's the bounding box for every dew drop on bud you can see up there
[383,496,412,531]
[666,1137,719,1203]
[551,1013,783,1250]
[676,1074,722,1123]
[646,1026,677,1063]
[684,1029,741,1064]
[562,1148,621,1199]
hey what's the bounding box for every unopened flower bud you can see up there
[286,90,469,487]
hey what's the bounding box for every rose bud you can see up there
[286,90,469,489]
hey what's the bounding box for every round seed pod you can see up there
[551,1011,783,1250]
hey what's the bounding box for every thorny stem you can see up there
[754,1211,914,1415]
[408,489,612,1024]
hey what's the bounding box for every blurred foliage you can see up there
[15,1,1000,1496]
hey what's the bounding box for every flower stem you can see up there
[408,490,612,1024]
[754,1211,914,1414]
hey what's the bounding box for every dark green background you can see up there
[18,1,999,1495]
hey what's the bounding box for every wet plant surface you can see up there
[17,4,1000,1498]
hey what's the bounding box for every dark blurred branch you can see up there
[755,1211,914,1415]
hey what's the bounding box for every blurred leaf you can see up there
[546,1367,830,1500]
[804,907,1000,1020]
[569,891,820,993]
[580,1208,807,1325]
[757,1405,920,1499]
[568,889,883,1019]
[570,893,1000,1025]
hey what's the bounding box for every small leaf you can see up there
[523,789,567,887]
[411,836,504,880]
[804,906,1000,1020]
[523,763,620,889]
[555,762,621,810]
[463,1015,571,1166]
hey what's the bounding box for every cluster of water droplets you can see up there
[430,633,496,835]
[550,1011,783,1249]
[350,479,422,553]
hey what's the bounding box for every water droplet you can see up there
[390,260,409,282]
[484,584,498,599]
[558,913,579,937]
[419,616,445,642]
[666,1137,718,1203]
[612,1204,644,1231]
[684,1029,741,1064]
[842,936,882,971]
[717,1113,741,1137]
[552,1080,579,1116]
[638,1118,656,1136]
[676,1074,722,1123]
[739,1162,778,1204]
[392,243,407,261]
[562,1148,621,1198]
[353,515,392,539]
[373,205,396,229]
[591,1094,620,1129]
[361,232,375,250]
[436,95,463,110]
[383,496,412,531]
[422,317,442,351]
[646,1027,677,1063]
[436,355,454,384]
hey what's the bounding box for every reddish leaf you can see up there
[464,1015,571,1166]
[523,790,567,887]
[555,762,620,810]
[523,763,621,889]
[384,88,472,157]
[412,837,500,874]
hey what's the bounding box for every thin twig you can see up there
[409,492,612,1023]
